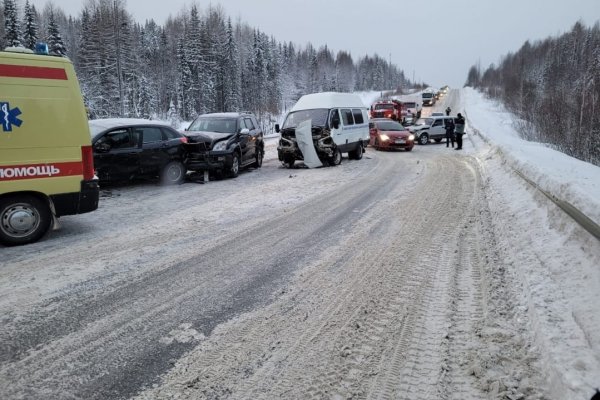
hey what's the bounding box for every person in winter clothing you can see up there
[445,106,451,116]
[445,119,455,148]
[454,113,465,150]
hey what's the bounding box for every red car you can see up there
[369,118,415,151]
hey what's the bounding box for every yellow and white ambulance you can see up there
[0,47,99,246]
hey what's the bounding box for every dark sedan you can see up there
[89,119,188,185]
[369,118,415,151]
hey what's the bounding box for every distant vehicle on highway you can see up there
[422,91,436,106]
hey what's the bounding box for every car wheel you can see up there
[252,147,264,168]
[161,161,186,185]
[350,142,363,160]
[228,152,240,178]
[419,133,429,145]
[329,147,342,166]
[374,138,380,151]
[0,195,52,246]
[405,146,413,152]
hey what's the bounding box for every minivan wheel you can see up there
[228,153,240,178]
[419,133,429,145]
[0,195,52,246]
[329,148,342,166]
[161,161,186,185]
[350,142,363,160]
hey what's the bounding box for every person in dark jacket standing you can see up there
[445,118,455,148]
[445,106,451,116]
[454,113,465,150]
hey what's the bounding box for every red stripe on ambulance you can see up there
[0,162,83,181]
[0,64,68,80]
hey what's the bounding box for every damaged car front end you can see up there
[276,109,341,168]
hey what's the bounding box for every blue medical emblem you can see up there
[1,102,23,132]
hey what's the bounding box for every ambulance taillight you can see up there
[81,145,95,180]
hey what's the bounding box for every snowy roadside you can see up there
[461,87,600,226]
[456,89,600,399]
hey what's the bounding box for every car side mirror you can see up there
[275,124,280,133]
[239,128,250,135]
[332,119,340,130]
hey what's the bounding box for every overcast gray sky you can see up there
[28,0,600,88]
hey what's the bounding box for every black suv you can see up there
[184,112,264,178]
[89,119,188,185]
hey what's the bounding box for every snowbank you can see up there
[462,87,600,225]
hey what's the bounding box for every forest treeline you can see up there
[1,0,413,126]
[466,21,600,166]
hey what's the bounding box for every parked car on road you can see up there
[408,115,458,145]
[369,118,415,151]
[184,112,264,179]
[89,119,188,185]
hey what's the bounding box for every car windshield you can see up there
[374,104,394,110]
[422,93,433,98]
[376,121,404,131]
[414,118,433,126]
[282,109,329,129]
[188,117,237,133]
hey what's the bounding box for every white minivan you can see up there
[276,92,369,168]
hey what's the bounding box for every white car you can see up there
[408,115,458,145]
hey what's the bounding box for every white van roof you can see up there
[291,92,366,111]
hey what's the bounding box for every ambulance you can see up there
[0,46,99,246]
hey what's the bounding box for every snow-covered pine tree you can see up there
[47,9,67,56]
[176,36,194,120]
[3,0,21,47]
[0,3,5,49]
[265,36,282,113]
[222,17,241,112]
[22,0,37,50]
[186,5,202,115]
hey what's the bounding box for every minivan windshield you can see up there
[282,109,329,129]
[188,117,237,133]
[422,93,434,98]
[374,104,394,110]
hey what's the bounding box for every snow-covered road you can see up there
[1,90,598,400]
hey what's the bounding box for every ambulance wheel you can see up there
[161,161,186,185]
[0,195,52,246]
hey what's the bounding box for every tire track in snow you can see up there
[134,154,488,400]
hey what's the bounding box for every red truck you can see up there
[370,100,405,120]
